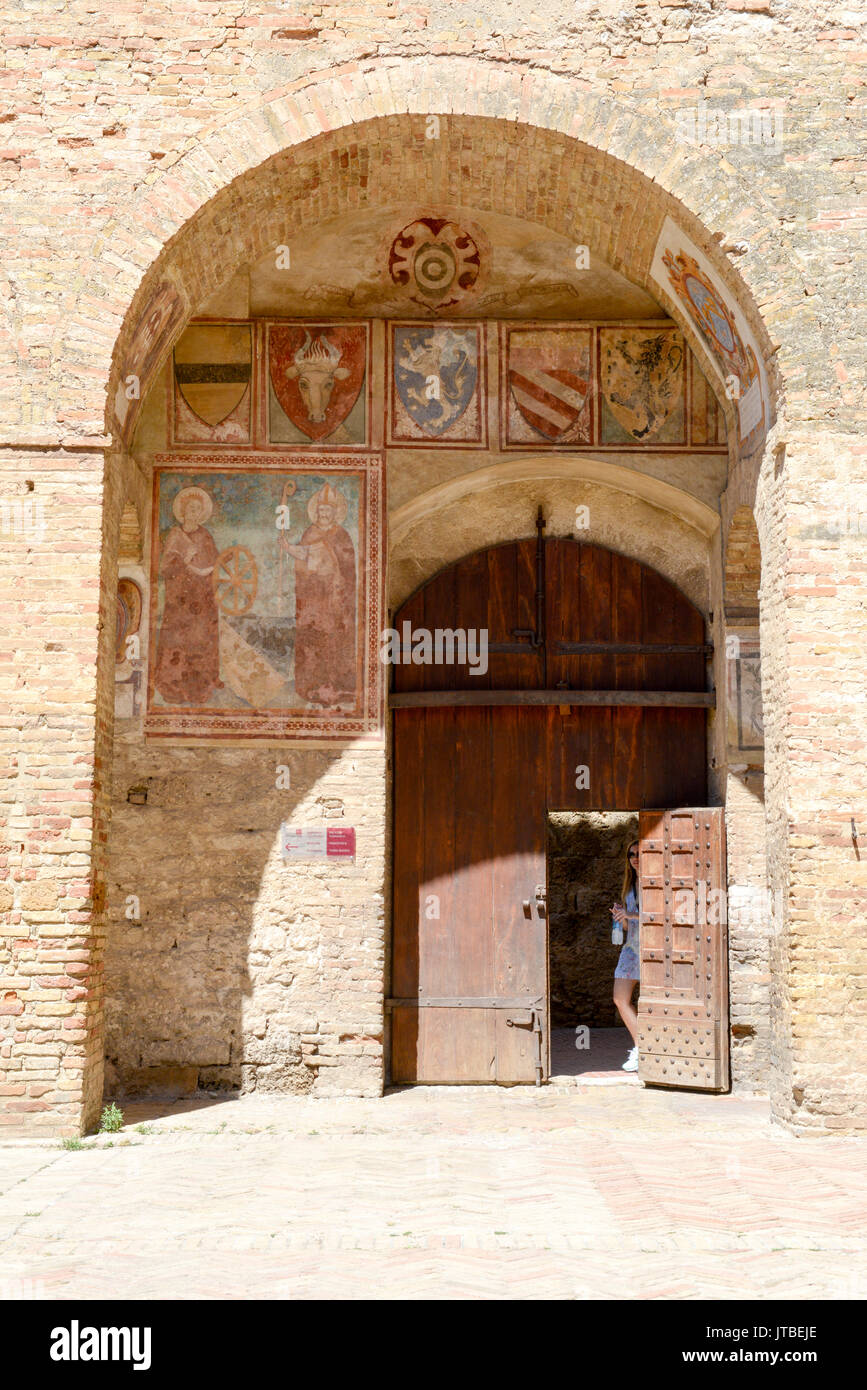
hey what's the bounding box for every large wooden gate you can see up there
[389,524,716,1085]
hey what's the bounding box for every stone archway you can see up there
[39,57,790,446]
[4,58,808,1136]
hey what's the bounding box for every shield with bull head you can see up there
[268,325,366,442]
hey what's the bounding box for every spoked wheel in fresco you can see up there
[212,545,258,616]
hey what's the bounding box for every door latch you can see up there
[535,884,547,918]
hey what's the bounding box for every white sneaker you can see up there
[622,1046,639,1072]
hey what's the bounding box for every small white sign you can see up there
[282,827,326,861]
[280,825,357,862]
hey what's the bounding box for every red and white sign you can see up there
[281,826,356,862]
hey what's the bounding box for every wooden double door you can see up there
[390,534,727,1089]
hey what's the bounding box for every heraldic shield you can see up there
[269,324,366,442]
[393,325,478,437]
[599,329,685,443]
[174,324,252,427]
[507,327,593,443]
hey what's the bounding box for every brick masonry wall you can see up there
[0,449,116,1137]
[106,744,386,1099]
[773,430,867,1133]
[1,3,864,1131]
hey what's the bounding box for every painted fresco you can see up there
[502,325,593,446]
[118,278,186,440]
[726,631,764,762]
[171,323,252,445]
[388,323,486,446]
[267,323,368,447]
[650,217,769,454]
[387,217,485,312]
[688,359,726,446]
[599,328,686,444]
[145,454,384,742]
[500,321,727,451]
[115,577,145,722]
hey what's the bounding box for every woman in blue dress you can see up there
[611,841,640,1072]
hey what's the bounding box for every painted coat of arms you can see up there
[267,324,368,447]
[145,454,384,743]
[172,323,252,444]
[118,277,186,441]
[502,326,593,446]
[650,218,769,451]
[387,217,485,313]
[388,323,485,446]
[599,328,686,444]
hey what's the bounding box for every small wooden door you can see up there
[391,706,548,1083]
[637,808,730,1090]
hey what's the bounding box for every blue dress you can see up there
[614,883,640,980]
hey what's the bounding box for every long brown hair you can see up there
[621,840,639,903]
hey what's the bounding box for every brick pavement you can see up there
[1,1085,865,1301]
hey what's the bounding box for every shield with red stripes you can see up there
[506,327,593,444]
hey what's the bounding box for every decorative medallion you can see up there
[268,323,368,446]
[503,326,593,446]
[119,278,186,440]
[599,328,686,444]
[663,250,758,382]
[127,280,185,389]
[388,323,486,446]
[388,217,483,312]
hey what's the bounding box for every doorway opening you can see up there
[389,530,723,1088]
[547,811,640,1083]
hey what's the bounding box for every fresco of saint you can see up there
[281,483,356,706]
[154,486,222,704]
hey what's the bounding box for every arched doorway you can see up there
[389,528,728,1089]
[1,62,795,1136]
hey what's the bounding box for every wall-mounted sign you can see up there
[280,825,356,862]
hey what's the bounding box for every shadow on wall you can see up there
[547,811,639,1029]
[104,742,382,1103]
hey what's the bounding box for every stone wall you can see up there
[548,813,638,1029]
[0,447,117,1137]
[105,744,385,1099]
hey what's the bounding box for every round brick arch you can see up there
[51,55,793,443]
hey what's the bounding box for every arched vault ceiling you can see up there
[76,99,781,445]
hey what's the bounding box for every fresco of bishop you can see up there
[281,483,356,707]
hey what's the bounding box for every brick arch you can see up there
[49,56,791,440]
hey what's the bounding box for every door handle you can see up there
[535,884,547,918]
